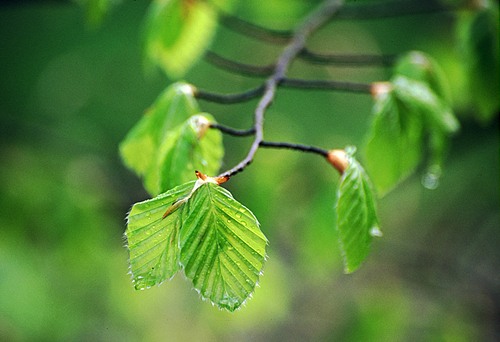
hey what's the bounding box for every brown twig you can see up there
[218,0,345,179]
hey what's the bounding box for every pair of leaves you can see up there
[143,0,218,78]
[333,148,381,273]
[126,178,268,311]
[119,82,223,195]
[365,52,460,195]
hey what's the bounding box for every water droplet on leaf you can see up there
[422,166,441,190]
[369,226,383,237]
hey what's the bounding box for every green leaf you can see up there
[119,82,199,188]
[336,149,381,274]
[365,77,459,194]
[393,76,459,135]
[125,176,267,311]
[364,83,424,195]
[125,181,195,290]
[393,76,459,182]
[144,0,218,78]
[146,114,223,195]
[459,2,499,122]
[180,182,268,311]
[393,50,451,104]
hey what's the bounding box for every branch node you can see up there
[327,149,349,175]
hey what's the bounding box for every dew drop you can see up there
[422,166,441,190]
[369,226,383,237]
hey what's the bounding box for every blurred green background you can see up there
[0,1,498,341]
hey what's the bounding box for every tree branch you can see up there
[193,85,265,104]
[281,78,372,94]
[219,0,345,179]
[336,0,455,20]
[205,49,394,79]
[204,51,274,77]
[259,141,329,157]
[219,15,292,43]
[218,0,459,46]
[209,123,256,137]
[299,48,396,67]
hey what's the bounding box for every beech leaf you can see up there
[125,181,195,290]
[119,82,200,195]
[180,181,268,311]
[365,76,459,194]
[336,149,380,274]
[365,83,424,195]
[393,50,451,103]
[144,0,218,78]
[125,176,267,311]
[148,113,223,195]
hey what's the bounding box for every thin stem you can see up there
[259,141,329,157]
[194,85,265,104]
[219,1,458,46]
[209,123,256,137]
[204,51,274,77]
[299,48,396,67]
[281,78,372,94]
[336,0,454,20]
[220,15,292,43]
[219,0,345,179]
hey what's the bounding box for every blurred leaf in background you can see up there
[0,0,498,341]
[143,0,218,78]
[457,0,499,122]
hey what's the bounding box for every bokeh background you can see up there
[1,0,498,340]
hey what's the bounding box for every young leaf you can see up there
[145,114,223,195]
[180,181,268,311]
[364,83,424,195]
[393,76,459,135]
[125,181,195,290]
[144,0,218,78]
[393,76,459,181]
[119,82,198,187]
[336,149,381,274]
[365,77,459,194]
[393,50,451,104]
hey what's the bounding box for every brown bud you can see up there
[327,149,349,175]
[213,175,230,185]
[195,170,229,185]
[195,170,208,181]
[370,82,393,99]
